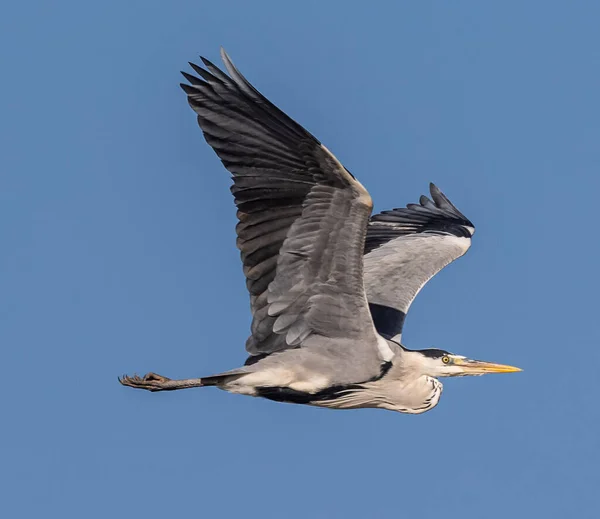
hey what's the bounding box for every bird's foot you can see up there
[119,372,172,392]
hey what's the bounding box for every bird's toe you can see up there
[119,372,171,391]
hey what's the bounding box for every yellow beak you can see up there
[453,357,522,375]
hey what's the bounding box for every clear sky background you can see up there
[2,1,599,517]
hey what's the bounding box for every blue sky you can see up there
[2,1,599,517]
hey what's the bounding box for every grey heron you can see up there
[119,49,521,414]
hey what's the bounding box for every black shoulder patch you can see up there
[244,353,270,366]
[369,303,406,339]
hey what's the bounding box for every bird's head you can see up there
[411,348,522,378]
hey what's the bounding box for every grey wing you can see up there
[364,183,475,340]
[181,49,389,363]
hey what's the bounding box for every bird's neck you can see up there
[396,348,435,379]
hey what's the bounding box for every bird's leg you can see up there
[119,372,204,392]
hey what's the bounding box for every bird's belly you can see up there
[224,368,332,396]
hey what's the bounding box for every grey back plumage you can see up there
[181,49,386,363]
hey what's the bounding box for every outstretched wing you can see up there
[181,49,390,364]
[363,184,474,340]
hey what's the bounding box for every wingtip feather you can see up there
[200,56,216,68]
[220,46,230,62]
[180,82,196,94]
[180,70,205,86]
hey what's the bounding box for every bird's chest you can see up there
[390,375,443,414]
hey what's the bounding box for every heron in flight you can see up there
[120,49,521,414]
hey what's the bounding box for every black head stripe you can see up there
[418,348,451,359]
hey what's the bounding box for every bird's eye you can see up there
[442,356,450,364]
